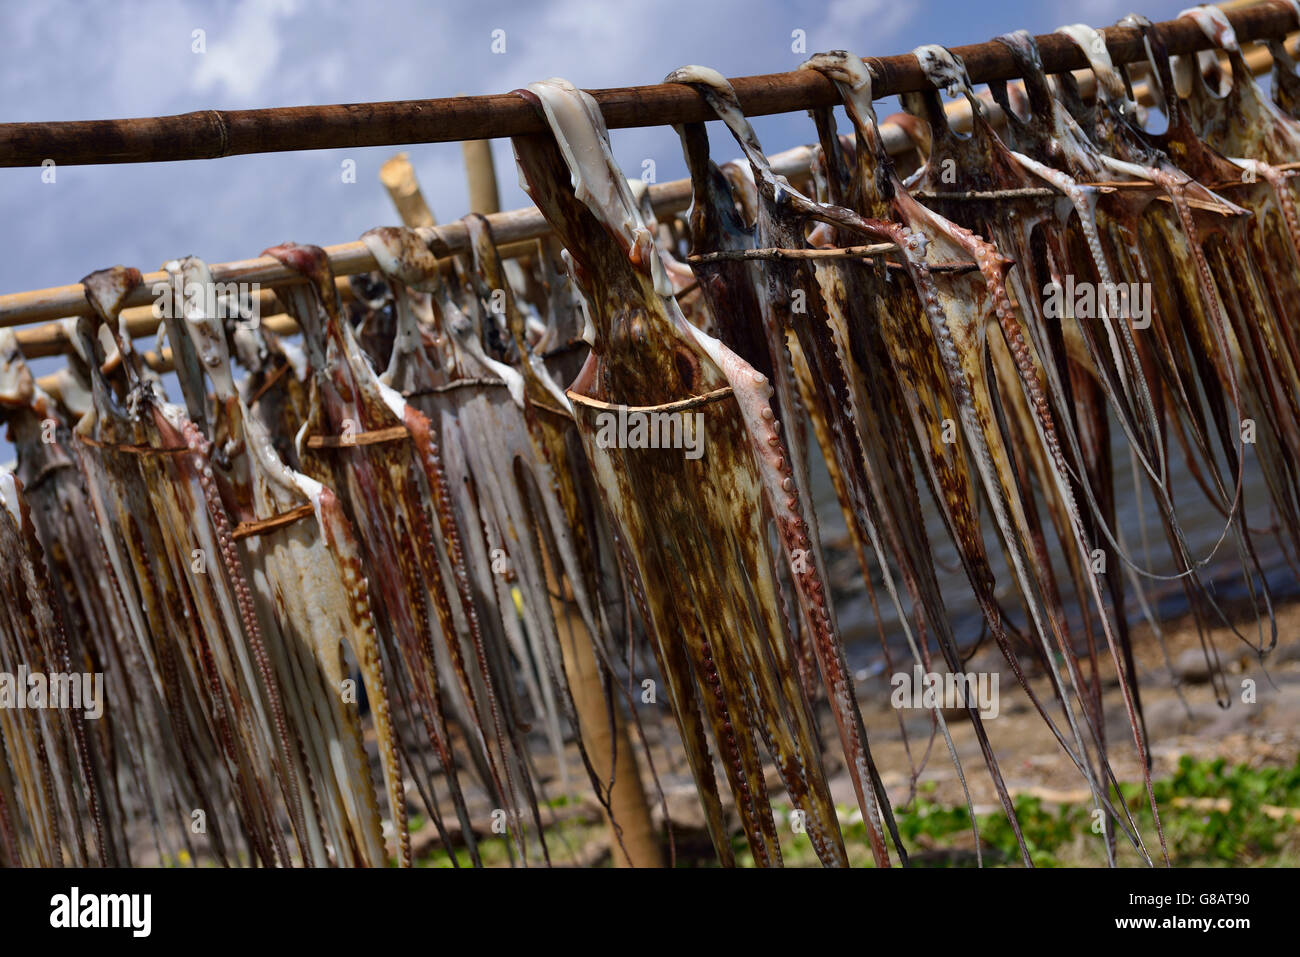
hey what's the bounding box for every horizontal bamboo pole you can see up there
[33,313,303,397]
[15,280,354,359]
[2,148,779,332]
[0,3,1292,168]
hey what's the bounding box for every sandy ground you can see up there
[840,600,1300,815]
[125,595,1300,865]
[608,597,1300,865]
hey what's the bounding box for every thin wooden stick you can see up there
[916,187,1067,201]
[404,378,507,397]
[306,425,410,449]
[689,243,896,263]
[0,4,1291,168]
[231,503,317,541]
[688,246,985,274]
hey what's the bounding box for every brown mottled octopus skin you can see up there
[0,474,65,866]
[807,122,980,768]
[938,36,1163,857]
[465,218,663,832]
[164,257,404,867]
[66,405,247,867]
[671,68,1002,865]
[266,242,552,866]
[1175,9,1300,539]
[1127,21,1296,466]
[1007,26,1293,753]
[0,469,111,866]
[675,121,824,700]
[980,33,1166,813]
[808,81,1040,846]
[526,238,637,642]
[67,302,251,865]
[1052,25,1293,655]
[512,79,868,867]
[362,223,583,837]
[464,216,630,659]
[0,343,130,867]
[458,218,624,678]
[1088,19,1296,636]
[782,47,1161,861]
[1267,33,1300,119]
[896,25,1300,857]
[365,220,646,844]
[80,266,330,866]
[801,52,1099,864]
[238,329,312,473]
[67,267,312,868]
[899,47,1180,861]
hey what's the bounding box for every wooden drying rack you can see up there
[0,0,1295,365]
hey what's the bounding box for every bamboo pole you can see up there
[0,3,1291,168]
[0,153,712,330]
[4,3,1294,343]
[18,283,351,361]
[553,585,663,867]
[379,153,438,227]
[461,139,502,216]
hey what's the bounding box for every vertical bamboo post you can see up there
[461,139,502,215]
[548,578,663,867]
[379,152,437,227]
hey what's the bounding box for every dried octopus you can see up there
[7,10,1300,871]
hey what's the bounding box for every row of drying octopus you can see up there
[3,4,1300,866]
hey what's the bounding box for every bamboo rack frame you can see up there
[0,145,797,336]
[2,0,1297,360]
[0,2,1292,167]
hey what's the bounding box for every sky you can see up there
[0,0,1203,385]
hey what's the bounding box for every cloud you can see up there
[823,0,918,52]
[190,0,303,101]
